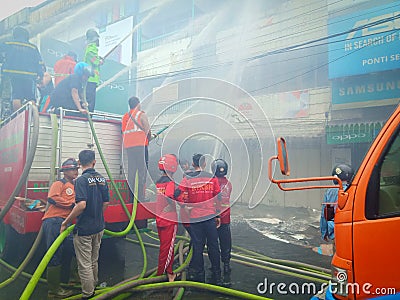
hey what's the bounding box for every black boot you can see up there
[223,262,231,275]
[209,268,222,286]
[222,263,232,287]
[188,269,205,283]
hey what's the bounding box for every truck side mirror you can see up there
[277,137,290,176]
[337,190,349,210]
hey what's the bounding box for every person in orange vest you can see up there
[42,158,79,298]
[121,96,151,227]
[155,154,180,281]
[53,51,77,87]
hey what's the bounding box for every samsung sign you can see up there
[328,2,400,78]
[331,71,400,107]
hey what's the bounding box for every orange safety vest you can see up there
[121,108,149,148]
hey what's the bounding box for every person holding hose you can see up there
[43,158,79,298]
[42,62,91,114]
[121,96,151,228]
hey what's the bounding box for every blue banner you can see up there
[331,72,400,106]
[328,2,400,78]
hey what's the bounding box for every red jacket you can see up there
[156,176,178,227]
[216,177,232,224]
[53,55,76,86]
[178,170,220,220]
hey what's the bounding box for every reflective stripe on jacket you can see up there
[1,41,45,78]
[121,108,148,148]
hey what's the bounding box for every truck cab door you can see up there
[352,125,400,298]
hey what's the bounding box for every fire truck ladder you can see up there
[23,113,60,200]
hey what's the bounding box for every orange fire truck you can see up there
[0,103,155,261]
[269,104,400,299]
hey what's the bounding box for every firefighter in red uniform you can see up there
[121,96,151,228]
[211,159,233,284]
[156,154,179,282]
[178,154,222,284]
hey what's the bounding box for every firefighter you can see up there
[211,159,233,280]
[0,26,45,112]
[84,29,102,112]
[42,62,91,114]
[53,51,77,87]
[156,154,180,282]
[42,158,79,298]
[320,164,354,243]
[178,153,222,284]
[121,96,151,228]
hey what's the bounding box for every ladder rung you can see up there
[30,166,59,170]
[36,145,60,149]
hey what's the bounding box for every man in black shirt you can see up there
[61,150,109,299]
[45,62,91,114]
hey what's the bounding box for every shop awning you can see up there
[326,122,384,145]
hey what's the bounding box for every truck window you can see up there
[377,129,400,216]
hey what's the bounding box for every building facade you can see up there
[0,0,398,208]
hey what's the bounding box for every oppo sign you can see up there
[332,133,366,141]
[327,132,372,144]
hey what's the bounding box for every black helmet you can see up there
[86,28,99,43]
[13,26,29,42]
[332,164,354,182]
[211,159,228,178]
[61,158,79,171]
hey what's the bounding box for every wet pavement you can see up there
[0,204,332,299]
